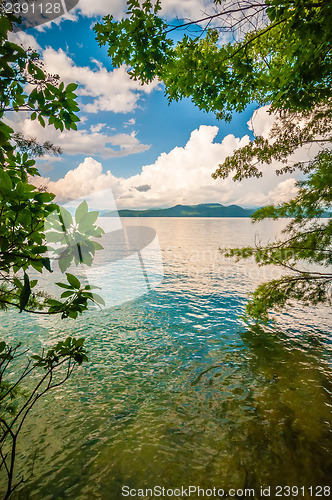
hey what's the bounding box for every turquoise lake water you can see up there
[1,218,331,499]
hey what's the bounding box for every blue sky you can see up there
[6,0,306,209]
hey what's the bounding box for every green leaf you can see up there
[35,192,55,203]
[30,261,44,273]
[66,83,78,92]
[92,241,104,251]
[19,273,31,312]
[47,299,63,307]
[84,284,100,290]
[46,231,64,243]
[75,200,89,224]
[78,211,99,232]
[91,293,106,306]
[58,252,73,273]
[55,282,74,289]
[0,16,12,38]
[66,273,81,289]
[59,207,73,230]
[42,258,52,272]
[38,115,45,127]
[0,169,13,193]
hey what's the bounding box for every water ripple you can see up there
[1,219,331,499]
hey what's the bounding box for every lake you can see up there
[1,218,331,499]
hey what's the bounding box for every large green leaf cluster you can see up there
[222,151,332,321]
[0,15,79,131]
[94,0,172,82]
[0,13,105,318]
[95,0,332,119]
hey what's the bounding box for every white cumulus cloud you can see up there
[8,31,41,50]
[76,0,214,20]
[76,0,127,18]
[34,124,299,209]
[5,114,150,159]
[8,32,159,115]
[247,105,277,138]
[39,157,123,201]
[42,48,158,114]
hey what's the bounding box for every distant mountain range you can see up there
[102,203,257,218]
[100,202,331,218]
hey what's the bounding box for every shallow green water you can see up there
[1,218,331,499]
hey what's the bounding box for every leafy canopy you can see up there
[0,12,105,318]
[94,0,332,120]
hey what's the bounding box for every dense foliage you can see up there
[0,12,105,316]
[95,0,332,120]
[95,0,332,321]
[0,12,103,497]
